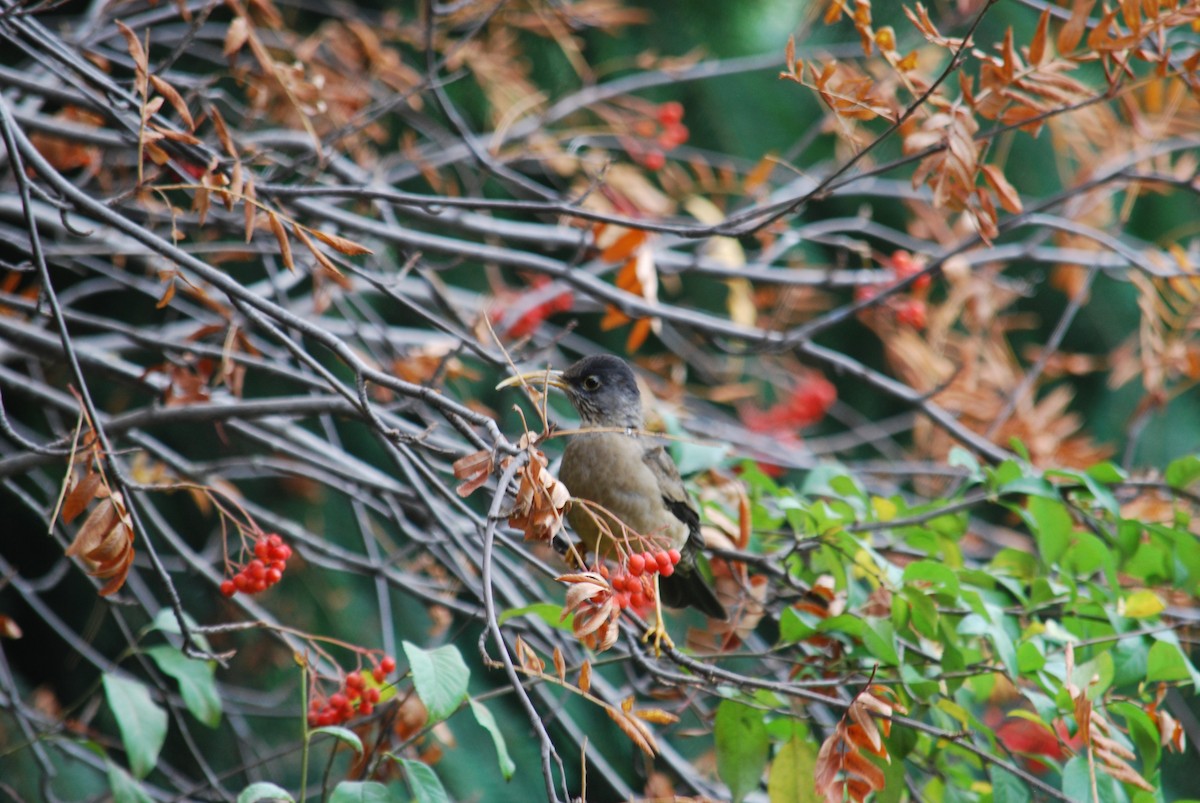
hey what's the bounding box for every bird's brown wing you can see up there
[642,443,727,619]
[641,443,700,534]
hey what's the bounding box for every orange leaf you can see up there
[981,164,1023,214]
[1029,7,1051,67]
[1058,0,1097,54]
[148,75,195,131]
[62,471,102,524]
[268,212,293,271]
[115,21,148,95]
[310,228,374,256]
[600,228,647,264]
[626,317,652,352]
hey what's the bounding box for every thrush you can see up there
[500,355,727,650]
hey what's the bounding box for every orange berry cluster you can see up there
[605,549,681,610]
[307,656,396,727]
[219,533,292,597]
[630,102,689,172]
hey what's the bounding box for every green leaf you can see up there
[145,645,221,728]
[147,608,212,654]
[496,603,573,630]
[990,765,1031,803]
[328,781,395,803]
[402,641,469,723]
[1016,640,1045,673]
[1164,454,1200,490]
[766,734,815,803]
[715,699,770,803]
[1062,756,1118,803]
[398,758,450,803]
[948,447,982,481]
[901,561,960,596]
[310,726,364,755]
[103,673,168,779]
[1111,637,1150,687]
[1024,497,1072,565]
[779,607,816,643]
[469,699,515,781]
[1146,640,1191,682]
[236,782,295,802]
[1086,461,1127,484]
[107,762,155,803]
[861,619,900,666]
[1110,701,1160,778]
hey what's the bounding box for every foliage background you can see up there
[0,0,1198,801]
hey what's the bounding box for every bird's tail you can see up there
[659,560,727,620]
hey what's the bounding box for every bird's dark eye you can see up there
[581,375,601,391]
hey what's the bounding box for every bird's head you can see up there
[498,354,644,429]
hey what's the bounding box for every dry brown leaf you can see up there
[552,647,565,683]
[224,17,250,57]
[605,704,658,756]
[268,212,293,271]
[62,471,102,524]
[577,660,591,694]
[452,449,493,497]
[981,164,1023,214]
[115,21,148,96]
[148,75,195,131]
[309,228,374,256]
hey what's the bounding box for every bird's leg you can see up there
[641,574,674,656]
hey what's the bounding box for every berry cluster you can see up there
[853,250,930,330]
[603,549,681,610]
[307,656,396,727]
[220,533,292,597]
[629,101,689,172]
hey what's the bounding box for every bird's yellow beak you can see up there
[495,369,569,392]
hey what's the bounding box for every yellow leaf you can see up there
[1120,590,1165,619]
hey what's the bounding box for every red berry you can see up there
[627,574,644,594]
[667,548,681,565]
[358,701,373,716]
[233,573,250,592]
[329,693,347,708]
[657,101,684,126]
[247,559,266,580]
[655,551,672,571]
[345,673,364,689]
[266,567,282,585]
[627,554,645,576]
[641,552,658,574]
[630,591,647,609]
[658,123,689,149]
[615,591,631,609]
[220,579,236,597]
[365,687,381,703]
[268,534,283,548]
[642,149,665,171]
[659,562,675,577]
[380,656,396,674]
[894,299,927,329]
[854,283,881,304]
[346,686,360,701]
[254,540,270,560]
[373,668,386,684]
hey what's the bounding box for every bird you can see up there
[499,354,727,651]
